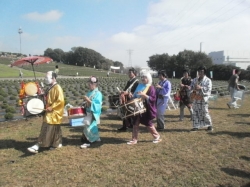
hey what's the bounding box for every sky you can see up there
[0,0,250,67]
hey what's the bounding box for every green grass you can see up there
[0,95,250,186]
[0,64,45,78]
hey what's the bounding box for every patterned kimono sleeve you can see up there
[201,78,212,96]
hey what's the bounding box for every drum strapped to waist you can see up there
[117,98,146,119]
[22,95,46,117]
[68,107,87,119]
[108,95,120,109]
[24,82,39,96]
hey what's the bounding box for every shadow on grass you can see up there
[208,107,228,110]
[0,139,50,158]
[235,122,250,125]
[228,114,250,118]
[221,167,250,179]
[209,131,250,138]
[240,156,250,161]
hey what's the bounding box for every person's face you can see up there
[158,74,164,80]
[183,72,188,78]
[198,70,205,78]
[87,82,97,91]
[141,76,148,84]
[44,72,53,85]
[128,71,135,79]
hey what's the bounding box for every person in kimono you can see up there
[155,70,171,131]
[227,68,241,108]
[117,68,139,131]
[80,76,102,148]
[190,66,213,132]
[127,71,161,145]
[27,71,65,153]
[179,69,193,121]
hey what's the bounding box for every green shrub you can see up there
[9,96,16,100]
[4,113,14,120]
[5,106,16,113]
[0,95,4,101]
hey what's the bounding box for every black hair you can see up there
[198,66,207,73]
[55,65,58,69]
[158,70,167,78]
[129,68,137,76]
[183,69,190,75]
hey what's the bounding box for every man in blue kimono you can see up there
[155,70,171,131]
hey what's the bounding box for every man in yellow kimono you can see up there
[28,71,65,153]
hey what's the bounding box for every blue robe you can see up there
[83,88,102,142]
[156,79,171,115]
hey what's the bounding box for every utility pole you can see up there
[18,27,23,55]
[127,49,133,67]
[200,42,203,52]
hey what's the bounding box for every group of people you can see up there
[116,66,213,134]
[28,65,243,153]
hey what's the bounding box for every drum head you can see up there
[27,98,44,114]
[25,82,38,96]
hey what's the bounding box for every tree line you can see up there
[44,47,123,71]
[42,47,249,81]
[147,50,250,81]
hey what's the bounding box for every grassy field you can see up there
[0,57,126,78]
[0,64,45,78]
[0,95,250,186]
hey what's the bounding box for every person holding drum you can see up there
[80,76,102,149]
[27,71,65,153]
[155,70,171,131]
[127,71,161,145]
[117,68,139,131]
[179,69,193,121]
[190,66,213,132]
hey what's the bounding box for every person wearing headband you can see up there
[179,69,193,121]
[27,71,65,153]
[80,76,103,149]
[155,70,171,131]
[117,67,139,131]
[190,66,213,132]
[127,71,161,145]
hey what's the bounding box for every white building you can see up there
[208,50,250,70]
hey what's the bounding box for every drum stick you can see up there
[32,107,45,111]
[116,87,121,92]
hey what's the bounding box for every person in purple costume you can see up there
[127,71,161,145]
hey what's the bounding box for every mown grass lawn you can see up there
[0,95,250,187]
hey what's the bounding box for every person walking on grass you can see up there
[227,69,241,109]
[117,68,139,131]
[179,69,193,121]
[80,76,102,149]
[127,71,161,145]
[27,71,64,153]
[155,70,171,131]
[190,66,213,132]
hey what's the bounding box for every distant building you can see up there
[208,50,250,70]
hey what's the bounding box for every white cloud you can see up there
[98,0,250,67]
[23,10,63,22]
